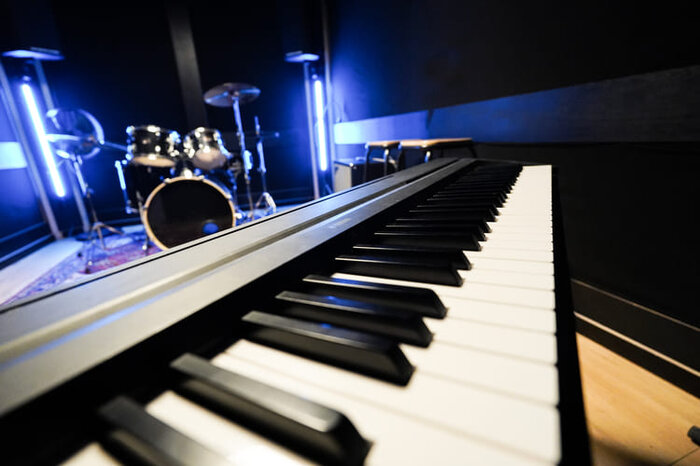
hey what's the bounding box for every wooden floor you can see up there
[1,241,699,465]
[577,334,700,466]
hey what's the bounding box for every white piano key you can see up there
[466,247,553,262]
[425,317,557,364]
[480,237,553,251]
[145,391,312,466]
[458,268,555,290]
[220,340,561,463]
[212,346,555,466]
[400,341,559,404]
[61,443,121,466]
[438,295,556,332]
[481,230,553,242]
[466,256,555,275]
[484,223,552,234]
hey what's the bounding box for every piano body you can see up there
[0,157,589,465]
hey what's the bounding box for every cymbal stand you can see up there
[253,115,276,216]
[69,153,125,272]
[232,97,255,220]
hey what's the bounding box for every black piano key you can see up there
[241,311,414,385]
[351,244,471,270]
[335,254,464,286]
[425,194,503,207]
[423,197,504,208]
[408,208,495,222]
[452,175,517,183]
[383,222,485,241]
[98,396,232,466]
[431,188,507,196]
[274,290,433,346]
[373,230,482,251]
[453,173,517,181]
[430,191,508,203]
[441,180,514,189]
[447,178,515,185]
[302,274,447,318]
[394,216,492,232]
[170,353,370,466]
[412,205,498,219]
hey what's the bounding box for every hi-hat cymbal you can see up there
[204,83,261,107]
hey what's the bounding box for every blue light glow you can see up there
[313,78,328,172]
[20,83,65,197]
[114,160,127,191]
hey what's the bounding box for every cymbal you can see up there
[204,83,261,107]
[45,108,104,159]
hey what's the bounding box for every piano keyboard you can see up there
[1,160,586,465]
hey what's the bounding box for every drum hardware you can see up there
[204,82,261,220]
[252,115,276,217]
[45,108,129,272]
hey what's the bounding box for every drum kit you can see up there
[48,82,277,262]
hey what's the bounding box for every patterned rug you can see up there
[3,233,160,306]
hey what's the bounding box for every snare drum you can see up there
[141,175,236,249]
[126,125,181,167]
[183,127,232,171]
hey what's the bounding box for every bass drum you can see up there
[142,176,236,250]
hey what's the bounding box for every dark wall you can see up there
[0,90,51,264]
[329,0,698,122]
[189,0,316,201]
[41,1,188,223]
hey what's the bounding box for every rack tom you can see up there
[126,125,181,167]
[183,127,232,171]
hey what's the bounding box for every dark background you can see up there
[329,0,697,122]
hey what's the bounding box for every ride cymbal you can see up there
[204,83,261,107]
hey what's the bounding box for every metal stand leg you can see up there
[252,116,276,217]
[70,155,126,272]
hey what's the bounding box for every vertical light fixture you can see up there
[20,82,65,198]
[286,51,323,198]
[312,77,328,172]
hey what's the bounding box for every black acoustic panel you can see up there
[329,0,699,123]
[572,280,699,373]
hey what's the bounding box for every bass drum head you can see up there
[143,177,235,249]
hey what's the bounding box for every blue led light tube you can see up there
[313,78,328,172]
[20,83,65,197]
